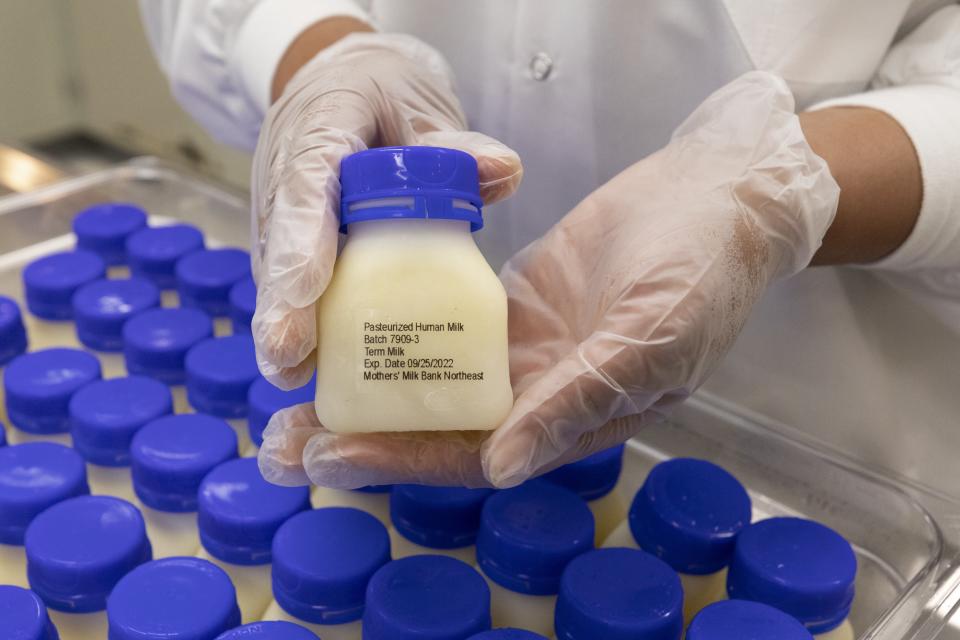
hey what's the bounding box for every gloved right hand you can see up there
[250,32,523,388]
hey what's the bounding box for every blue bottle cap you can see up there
[107,557,241,640]
[247,375,315,446]
[727,517,857,634]
[123,307,213,384]
[476,481,594,595]
[363,555,491,640]
[72,203,148,265]
[542,445,625,501]
[0,442,89,544]
[25,496,151,613]
[186,335,259,417]
[228,277,256,334]
[356,484,392,494]
[72,277,160,351]
[0,295,28,365]
[176,248,251,316]
[198,457,310,565]
[629,458,751,575]
[23,250,106,320]
[391,485,494,549]
[0,423,6,448]
[687,600,814,640]
[271,507,391,625]
[467,631,548,640]
[126,224,205,289]
[216,622,320,640]
[555,548,683,640]
[4,348,102,434]
[0,585,59,640]
[130,413,238,512]
[69,376,172,466]
[339,147,484,231]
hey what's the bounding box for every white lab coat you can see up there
[140,1,960,493]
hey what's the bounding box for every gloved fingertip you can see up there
[256,354,316,391]
[302,433,380,490]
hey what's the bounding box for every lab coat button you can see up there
[529,52,553,81]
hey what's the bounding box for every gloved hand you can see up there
[251,32,523,388]
[258,71,840,489]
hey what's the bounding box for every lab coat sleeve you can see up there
[810,5,960,276]
[138,0,373,150]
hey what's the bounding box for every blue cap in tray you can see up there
[73,203,147,265]
[0,295,28,365]
[543,444,625,501]
[247,375,315,446]
[687,600,814,640]
[176,248,251,316]
[72,277,160,351]
[216,621,320,640]
[0,585,59,640]
[390,484,494,549]
[23,250,106,320]
[4,348,102,434]
[126,223,205,288]
[186,335,259,418]
[123,307,213,384]
[229,276,256,334]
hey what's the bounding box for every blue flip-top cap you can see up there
[228,277,256,334]
[543,445,625,501]
[391,485,494,549]
[25,495,152,613]
[186,335,259,417]
[339,147,484,232]
[130,413,238,512]
[69,376,172,466]
[477,480,594,595]
[73,203,148,266]
[629,458,751,575]
[0,585,60,640]
[72,277,160,351]
[0,423,6,448]
[23,250,106,320]
[271,507,390,625]
[123,307,213,384]
[107,557,241,640]
[687,600,814,640]
[555,548,683,640]
[4,348,102,434]
[364,555,491,640]
[0,296,28,365]
[356,484,391,493]
[198,457,310,565]
[468,631,548,640]
[0,442,89,545]
[176,248,251,315]
[727,517,857,635]
[216,621,320,640]
[126,224,205,289]
[247,375,315,446]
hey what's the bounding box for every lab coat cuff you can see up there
[809,85,960,273]
[232,0,373,117]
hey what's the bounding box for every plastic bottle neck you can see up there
[344,218,476,245]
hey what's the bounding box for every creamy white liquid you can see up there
[86,464,136,503]
[196,548,271,624]
[482,575,556,638]
[214,317,233,337]
[138,502,200,559]
[160,290,180,308]
[261,600,362,640]
[171,386,190,414]
[6,428,72,447]
[817,620,855,640]
[0,543,28,588]
[92,351,126,379]
[310,487,391,526]
[227,419,253,456]
[315,220,512,433]
[389,529,476,565]
[107,265,131,279]
[21,317,79,350]
[48,610,107,640]
[588,489,629,547]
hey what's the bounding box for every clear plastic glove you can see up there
[259,71,840,489]
[251,32,523,388]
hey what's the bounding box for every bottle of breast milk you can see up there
[123,307,213,413]
[247,374,315,453]
[72,202,148,277]
[554,547,684,640]
[186,335,260,453]
[129,413,238,558]
[197,457,311,623]
[311,483,394,526]
[216,621,321,640]
[0,442,89,588]
[0,585,60,640]
[229,276,256,334]
[4,348,102,445]
[0,295,28,425]
[543,444,628,545]
[125,223,205,307]
[727,517,857,640]
[476,481,595,637]
[24,495,152,640]
[22,249,105,349]
[69,376,172,502]
[262,507,391,639]
[467,631,548,640]
[389,484,494,564]
[107,557,241,639]
[315,146,512,434]
[687,600,814,640]
[176,247,251,336]
[603,458,752,626]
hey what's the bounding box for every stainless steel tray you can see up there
[1,159,958,639]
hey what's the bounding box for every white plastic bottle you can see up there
[69,376,172,502]
[727,517,857,640]
[197,457,310,623]
[215,621,321,640]
[0,585,60,640]
[687,600,814,640]
[24,495,152,640]
[311,483,393,527]
[72,202,148,278]
[475,481,594,638]
[126,222,205,308]
[603,457,751,626]
[315,146,512,434]
[175,247,251,336]
[21,249,105,350]
[0,295,29,426]
[0,442,89,587]
[262,507,391,640]
[247,374,315,455]
[389,484,493,564]
[129,413,238,559]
